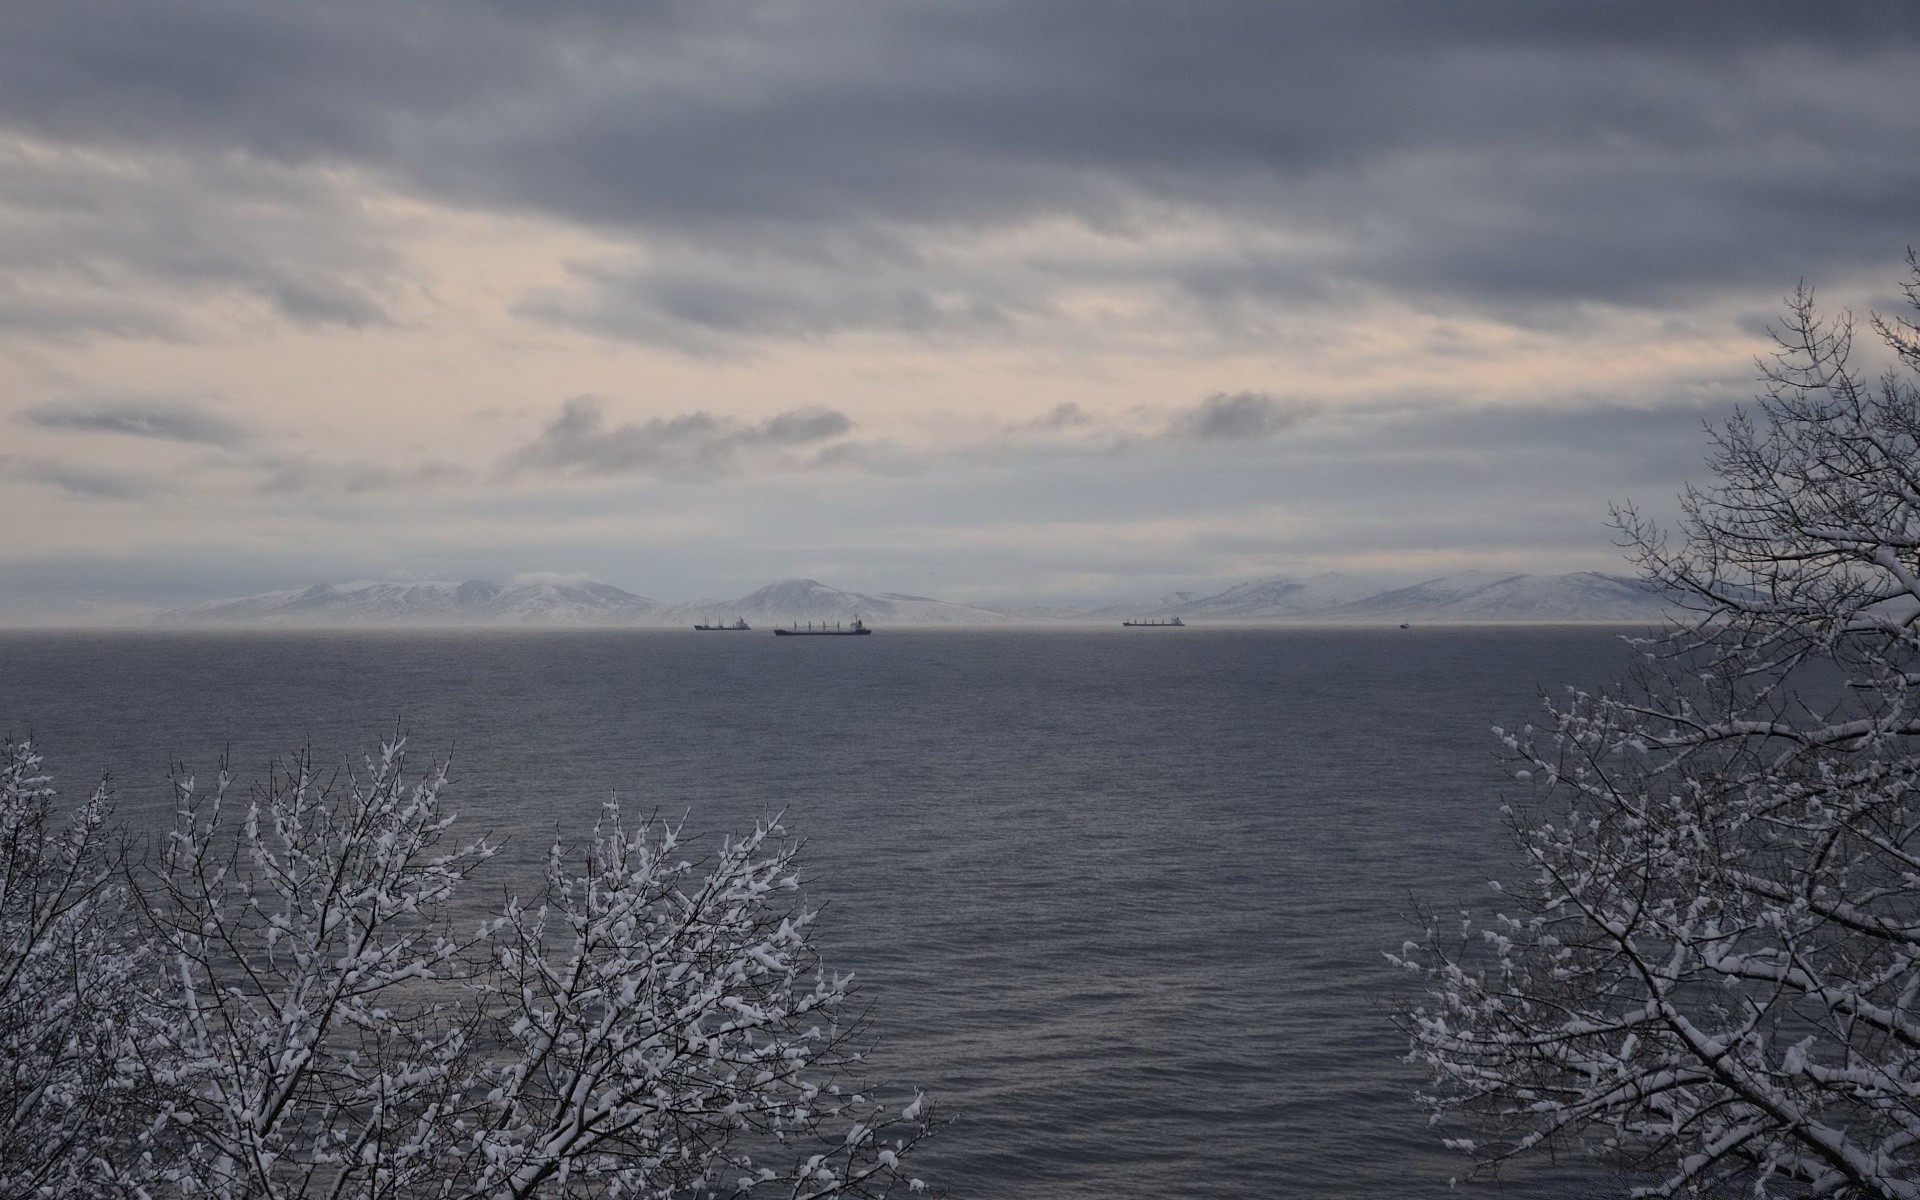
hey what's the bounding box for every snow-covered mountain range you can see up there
[1075,570,1675,622]
[154,579,663,627]
[155,577,1009,628]
[1085,571,1413,620]
[1326,571,1672,621]
[663,579,1011,626]
[152,569,1682,628]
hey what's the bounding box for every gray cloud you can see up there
[4,1,1916,621]
[0,390,1747,618]
[0,0,1912,346]
[805,438,922,476]
[830,394,1734,579]
[760,407,857,444]
[0,285,187,342]
[1170,392,1318,441]
[256,456,474,495]
[505,397,856,480]
[515,238,1045,352]
[0,138,399,340]
[0,454,154,499]
[1010,402,1094,433]
[23,398,247,446]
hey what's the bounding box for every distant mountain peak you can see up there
[156,578,659,628]
[668,578,1010,625]
[154,568,1681,629]
[1330,570,1672,621]
[1082,568,1675,622]
[1130,569,1414,619]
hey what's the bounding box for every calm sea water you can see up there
[0,626,1644,1197]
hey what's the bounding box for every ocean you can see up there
[0,625,1643,1197]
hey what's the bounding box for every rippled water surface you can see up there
[0,626,1646,1197]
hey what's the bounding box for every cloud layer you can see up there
[0,1,1911,618]
[23,398,246,446]
[1,1,1915,347]
[1171,393,1318,441]
[505,398,856,481]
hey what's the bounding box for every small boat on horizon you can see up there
[694,618,752,631]
[1122,616,1186,627]
[773,617,872,636]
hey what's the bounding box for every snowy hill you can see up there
[1327,571,1674,622]
[1178,571,1411,618]
[1082,571,1447,620]
[666,579,1011,626]
[151,570,1681,629]
[155,579,663,627]
[1079,569,1676,623]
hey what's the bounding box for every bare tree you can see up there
[1396,265,1920,1198]
[129,745,497,1198]
[0,738,940,1199]
[0,740,145,1198]
[454,804,932,1200]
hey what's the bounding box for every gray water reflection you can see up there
[0,626,1643,1197]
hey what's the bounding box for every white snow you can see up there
[661,578,1013,626]
[154,569,1684,627]
[154,578,662,627]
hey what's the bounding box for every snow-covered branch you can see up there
[0,739,145,1197]
[1400,265,1920,1197]
[453,802,934,1199]
[131,742,498,1197]
[0,736,935,1198]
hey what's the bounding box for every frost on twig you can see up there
[0,739,144,1197]
[454,802,935,1200]
[1397,264,1920,1198]
[0,737,943,1199]
[130,742,499,1197]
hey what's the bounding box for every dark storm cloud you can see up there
[1,0,1916,343]
[504,397,855,480]
[23,398,246,447]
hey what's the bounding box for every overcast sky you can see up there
[2,1,1918,621]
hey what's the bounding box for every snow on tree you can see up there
[453,805,930,1200]
[3,739,932,1198]
[1394,265,1920,1197]
[128,745,500,1197]
[0,740,146,1197]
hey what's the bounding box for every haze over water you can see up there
[0,626,1642,1197]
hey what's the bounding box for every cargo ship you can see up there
[694,618,752,630]
[773,618,871,636]
[1121,617,1185,627]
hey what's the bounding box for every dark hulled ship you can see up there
[773,618,871,636]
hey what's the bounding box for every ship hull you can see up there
[773,628,871,636]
